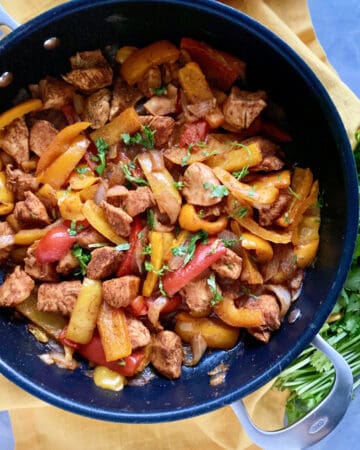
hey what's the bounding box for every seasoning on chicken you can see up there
[0,117,29,165]
[150,330,183,379]
[14,191,50,228]
[29,120,58,157]
[37,280,82,315]
[0,266,35,307]
[102,276,140,308]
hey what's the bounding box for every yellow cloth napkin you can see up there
[0,1,359,449]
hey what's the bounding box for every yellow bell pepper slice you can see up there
[175,312,240,349]
[66,278,103,345]
[142,231,164,297]
[97,303,131,362]
[252,170,291,191]
[137,151,181,224]
[69,166,99,190]
[206,141,262,171]
[277,167,313,227]
[37,183,58,208]
[213,167,279,207]
[239,231,273,263]
[232,214,292,244]
[79,183,100,202]
[178,203,228,234]
[93,366,127,392]
[82,199,126,245]
[90,106,142,147]
[14,228,47,245]
[37,136,90,189]
[0,99,43,130]
[121,40,180,86]
[115,46,138,64]
[213,296,265,328]
[0,171,14,215]
[57,190,85,221]
[36,121,91,175]
[178,61,224,128]
[16,296,67,340]
[294,239,320,268]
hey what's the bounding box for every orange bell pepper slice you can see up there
[240,232,273,263]
[0,171,14,215]
[178,203,228,234]
[142,231,164,297]
[37,136,90,189]
[36,121,91,175]
[97,303,131,362]
[175,312,240,349]
[121,40,180,86]
[214,296,265,328]
[0,99,42,130]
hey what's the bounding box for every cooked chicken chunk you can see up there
[14,191,50,228]
[0,266,34,307]
[0,117,29,165]
[182,162,223,206]
[37,281,82,315]
[102,276,140,308]
[150,330,183,379]
[29,120,58,157]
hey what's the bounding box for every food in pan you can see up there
[0,38,320,390]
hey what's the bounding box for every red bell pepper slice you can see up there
[179,119,209,148]
[62,104,80,125]
[35,225,76,264]
[180,37,246,91]
[129,294,182,317]
[117,216,144,276]
[59,329,145,377]
[162,238,226,296]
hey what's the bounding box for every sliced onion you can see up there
[149,150,165,172]
[187,98,216,118]
[134,226,147,273]
[183,333,207,367]
[0,234,14,249]
[147,296,167,330]
[94,182,107,205]
[264,284,291,317]
[291,286,302,302]
[153,208,174,232]
[38,352,79,370]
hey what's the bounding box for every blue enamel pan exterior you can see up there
[0,0,358,423]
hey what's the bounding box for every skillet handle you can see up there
[231,334,353,450]
[0,5,19,33]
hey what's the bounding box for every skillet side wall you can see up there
[0,0,357,422]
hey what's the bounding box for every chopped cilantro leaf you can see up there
[173,181,184,190]
[181,147,192,167]
[76,167,90,174]
[94,138,109,175]
[207,273,223,306]
[171,230,208,266]
[144,261,169,276]
[142,244,152,256]
[67,220,78,237]
[147,209,155,229]
[120,163,149,186]
[232,166,249,180]
[72,244,91,276]
[203,182,229,198]
[152,86,167,95]
[288,186,301,200]
[222,238,238,248]
[121,125,156,150]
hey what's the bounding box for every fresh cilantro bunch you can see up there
[276,134,360,424]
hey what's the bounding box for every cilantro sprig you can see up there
[203,182,229,198]
[121,125,156,149]
[171,230,208,266]
[120,163,149,186]
[72,244,91,276]
[93,138,109,175]
[207,273,223,306]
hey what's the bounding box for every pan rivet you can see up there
[0,72,13,88]
[43,37,60,50]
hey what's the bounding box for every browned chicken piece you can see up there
[182,162,223,206]
[24,242,58,282]
[101,201,133,237]
[139,115,175,148]
[109,78,143,120]
[122,187,155,217]
[0,222,14,263]
[258,191,291,227]
[211,248,243,280]
[244,136,284,172]
[0,117,29,165]
[28,108,68,131]
[38,76,74,109]
[56,250,80,276]
[37,280,82,315]
[0,266,35,307]
[187,98,217,119]
[150,330,183,379]
[29,120,58,157]
[138,66,162,98]
[76,227,109,249]
[244,294,281,343]
[86,246,124,280]
[126,315,151,350]
[104,162,126,188]
[6,165,39,201]
[144,84,178,116]
[81,88,111,129]
[102,276,140,308]
[180,277,213,317]
[223,87,267,130]
[63,50,113,92]
[14,191,50,228]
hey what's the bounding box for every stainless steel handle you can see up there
[231,334,353,449]
[0,5,19,38]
